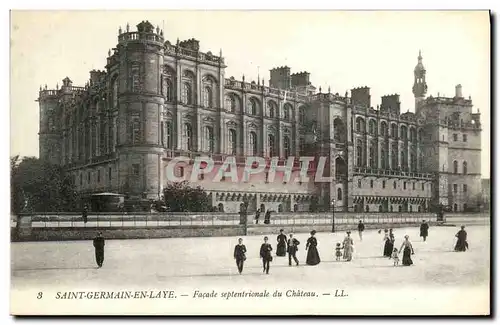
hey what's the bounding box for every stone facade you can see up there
[38,21,483,213]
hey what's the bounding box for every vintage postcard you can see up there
[9,10,491,316]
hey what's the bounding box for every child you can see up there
[391,247,399,266]
[335,243,343,261]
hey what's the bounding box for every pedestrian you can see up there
[276,229,287,257]
[382,229,390,257]
[287,233,300,266]
[306,230,321,266]
[391,248,400,266]
[399,235,415,266]
[82,205,88,224]
[264,210,271,225]
[93,231,105,268]
[260,236,273,274]
[335,243,343,261]
[342,231,354,261]
[383,228,395,257]
[255,209,261,224]
[233,238,247,274]
[420,219,429,242]
[454,225,468,252]
[357,220,365,241]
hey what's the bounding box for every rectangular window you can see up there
[132,164,140,176]
[131,63,141,92]
[453,184,458,193]
[463,184,468,193]
[421,183,424,191]
[87,171,91,183]
[97,170,101,183]
[108,167,112,181]
[412,182,415,190]
[453,134,458,141]
[131,115,141,144]
[403,182,407,190]
[178,166,184,178]
[80,173,83,186]
[382,180,386,189]
[161,121,164,146]
[463,134,467,142]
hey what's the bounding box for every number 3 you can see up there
[37,292,43,299]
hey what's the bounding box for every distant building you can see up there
[38,20,482,213]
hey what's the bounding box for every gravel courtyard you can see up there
[11,225,490,315]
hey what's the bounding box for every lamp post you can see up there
[331,198,336,233]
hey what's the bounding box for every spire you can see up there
[418,49,422,62]
[126,23,130,32]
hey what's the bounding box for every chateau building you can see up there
[38,21,482,213]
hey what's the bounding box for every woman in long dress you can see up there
[276,229,287,257]
[454,226,468,252]
[382,229,391,257]
[399,235,415,266]
[306,230,321,265]
[342,231,354,261]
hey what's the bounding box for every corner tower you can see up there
[38,84,61,165]
[412,50,428,113]
[116,21,165,200]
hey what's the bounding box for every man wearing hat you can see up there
[420,219,429,242]
[287,233,300,266]
[259,236,273,274]
[93,231,105,268]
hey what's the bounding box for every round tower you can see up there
[412,50,428,111]
[38,85,61,165]
[116,21,165,200]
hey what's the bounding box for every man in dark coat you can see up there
[255,209,261,224]
[264,210,271,224]
[357,220,365,241]
[82,205,88,224]
[233,238,247,274]
[287,233,300,266]
[420,220,429,242]
[93,231,105,268]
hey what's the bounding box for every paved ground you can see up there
[10,225,490,315]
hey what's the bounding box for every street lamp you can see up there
[331,198,336,233]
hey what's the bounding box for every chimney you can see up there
[455,84,463,98]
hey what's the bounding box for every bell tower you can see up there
[412,50,428,113]
[115,21,165,200]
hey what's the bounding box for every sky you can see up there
[9,10,490,177]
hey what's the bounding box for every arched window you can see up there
[356,139,363,167]
[453,204,458,212]
[418,129,424,142]
[333,118,345,143]
[453,160,458,174]
[299,137,305,155]
[161,78,174,103]
[380,121,388,137]
[48,117,55,131]
[369,141,376,168]
[398,205,402,212]
[365,205,369,212]
[293,204,298,212]
[369,119,376,135]
[400,125,408,140]
[204,126,214,152]
[269,107,275,118]
[463,161,467,174]
[381,149,386,169]
[284,136,290,158]
[203,87,213,108]
[391,143,398,169]
[225,95,237,113]
[391,124,398,138]
[249,131,258,156]
[165,121,173,149]
[463,203,468,211]
[356,117,365,133]
[228,129,237,155]
[299,107,306,124]
[337,188,342,201]
[249,99,257,115]
[379,205,383,212]
[268,134,276,157]
[278,204,283,212]
[284,104,291,121]
[182,82,193,105]
[184,123,193,151]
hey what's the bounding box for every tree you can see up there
[161,181,212,212]
[10,156,80,214]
